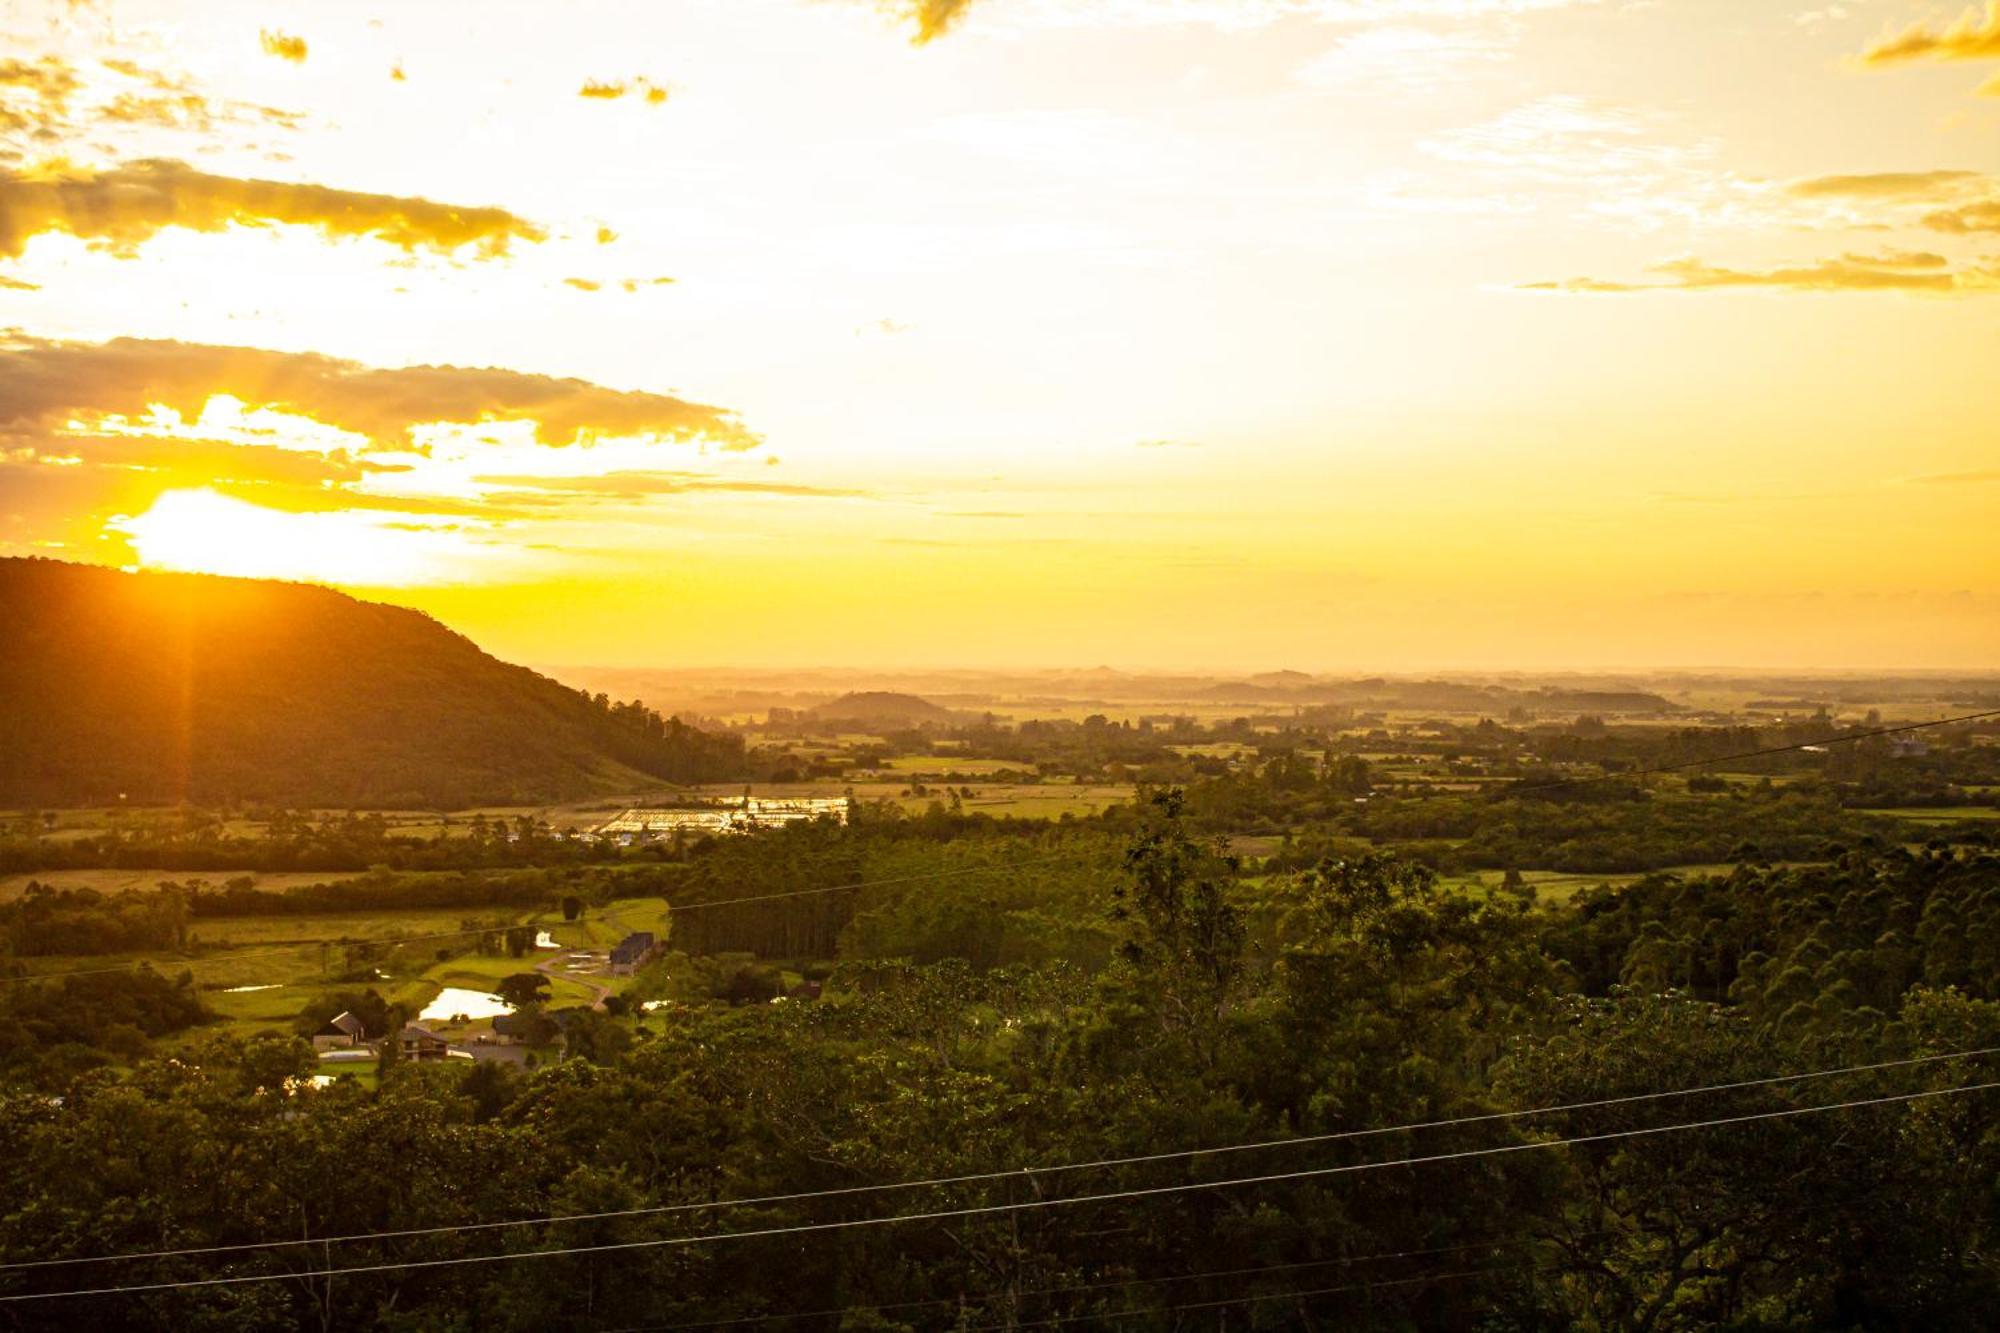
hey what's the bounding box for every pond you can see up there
[418,986,514,1022]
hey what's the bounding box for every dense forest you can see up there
[0,559,745,807]
[1,793,1997,1329]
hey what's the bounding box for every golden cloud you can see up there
[1857,3,2000,94]
[1786,170,1988,199]
[259,30,309,64]
[578,77,669,104]
[879,0,981,44]
[1924,199,2000,233]
[1860,3,2000,66]
[0,335,758,451]
[0,56,80,111]
[1521,251,2000,294]
[0,158,544,259]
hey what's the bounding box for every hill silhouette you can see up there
[0,559,744,807]
[804,690,957,729]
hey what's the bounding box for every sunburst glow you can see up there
[114,489,480,586]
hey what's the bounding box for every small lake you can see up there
[418,987,514,1022]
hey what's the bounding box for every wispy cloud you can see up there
[1295,25,1509,93]
[1520,249,2000,294]
[1786,169,1988,199]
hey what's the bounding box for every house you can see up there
[608,931,658,975]
[395,1023,451,1061]
[311,1011,370,1053]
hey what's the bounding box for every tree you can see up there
[1111,788,1245,1062]
[562,895,584,922]
[496,972,552,1010]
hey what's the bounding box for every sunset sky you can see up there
[1,0,1996,670]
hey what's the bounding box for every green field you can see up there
[1859,806,2000,823]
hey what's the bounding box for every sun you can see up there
[113,488,474,586]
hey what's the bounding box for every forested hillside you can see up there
[0,559,745,806]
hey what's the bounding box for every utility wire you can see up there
[4,1044,1988,1274]
[616,1230,1611,1332]
[1,1079,1990,1303]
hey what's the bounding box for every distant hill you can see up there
[804,691,957,729]
[0,559,745,807]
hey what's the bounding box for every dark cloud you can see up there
[0,158,544,259]
[0,335,758,451]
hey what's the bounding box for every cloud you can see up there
[0,158,544,259]
[578,77,669,104]
[1859,3,2000,66]
[259,30,309,64]
[1924,198,2000,233]
[878,0,982,44]
[0,335,758,451]
[1857,3,2000,93]
[0,56,80,112]
[1295,25,1508,93]
[470,471,867,501]
[1786,170,1988,199]
[1520,250,2000,294]
[0,57,304,153]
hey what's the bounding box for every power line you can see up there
[2,1079,1990,1304]
[991,1261,1533,1330]
[618,1233,1571,1332]
[1499,708,2000,797]
[5,1043,1987,1274]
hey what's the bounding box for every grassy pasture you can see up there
[1859,806,2000,823]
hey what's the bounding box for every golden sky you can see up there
[1,0,1996,670]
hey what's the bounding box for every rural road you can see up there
[531,906,625,1012]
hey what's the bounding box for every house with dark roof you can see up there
[608,931,658,975]
[396,1023,451,1060]
[312,1011,370,1053]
